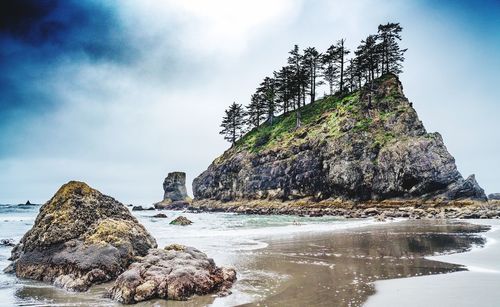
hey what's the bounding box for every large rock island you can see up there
[193,74,488,214]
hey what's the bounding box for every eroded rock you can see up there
[5,181,157,291]
[107,244,236,304]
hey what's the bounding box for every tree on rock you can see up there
[246,93,266,129]
[378,22,407,74]
[220,102,246,145]
[303,47,323,104]
[259,76,277,124]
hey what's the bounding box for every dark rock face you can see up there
[152,213,168,218]
[163,172,189,202]
[5,181,157,291]
[108,244,236,304]
[0,239,15,247]
[193,75,486,202]
[489,193,500,200]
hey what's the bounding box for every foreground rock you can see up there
[5,181,157,291]
[193,74,486,204]
[170,216,193,226]
[154,172,191,209]
[108,244,236,304]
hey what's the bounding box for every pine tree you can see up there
[220,102,246,145]
[258,76,277,124]
[378,22,407,74]
[336,39,350,93]
[274,66,294,114]
[322,45,338,95]
[354,34,380,85]
[287,45,307,127]
[246,93,266,129]
[303,47,323,104]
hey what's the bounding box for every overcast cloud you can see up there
[0,0,498,204]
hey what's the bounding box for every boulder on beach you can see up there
[170,216,193,226]
[107,244,236,304]
[5,181,157,291]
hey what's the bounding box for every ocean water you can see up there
[0,204,378,306]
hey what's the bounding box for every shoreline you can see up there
[1,205,495,306]
[365,219,500,307]
[182,199,500,219]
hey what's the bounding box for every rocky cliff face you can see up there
[6,181,157,291]
[163,172,189,202]
[193,74,486,203]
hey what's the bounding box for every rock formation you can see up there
[193,74,486,204]
[170,216,193,226]
[5,181,157,291]
[107,244,236,304]
[152,213,168,218]
[489,193,500,200]
[0,239,15,247]
[155,172,191,209]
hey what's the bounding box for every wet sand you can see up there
[365,220,500,307]
[1,218,490,306]
[239,220,488,307]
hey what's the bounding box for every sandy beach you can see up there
[0,205,496,306]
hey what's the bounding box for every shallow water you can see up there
[0,204,489,306]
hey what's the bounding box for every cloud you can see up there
[0,0,498,204]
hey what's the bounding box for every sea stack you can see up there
[193,74,486,204]
[155,172,191,209]
[5,181,157,291]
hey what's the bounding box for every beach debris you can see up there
[108,244,236,304]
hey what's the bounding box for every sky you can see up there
[0,0,499,204]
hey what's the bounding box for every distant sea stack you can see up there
[5,181,157,291]
[154,172,191,209]
[193,75,486,205]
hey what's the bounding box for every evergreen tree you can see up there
[246,93,266,128]
[322,45,338,95]
[336,39,350,93]
[220,102,246,145]
[303,47,323,104]
[287,45,307,127]
[354,34,380,85]
[377,22,407,74]
[258,76,277,124]
[274,66,295,114]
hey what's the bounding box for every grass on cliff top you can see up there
[225,73,406,158]
[233,91,360,153]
